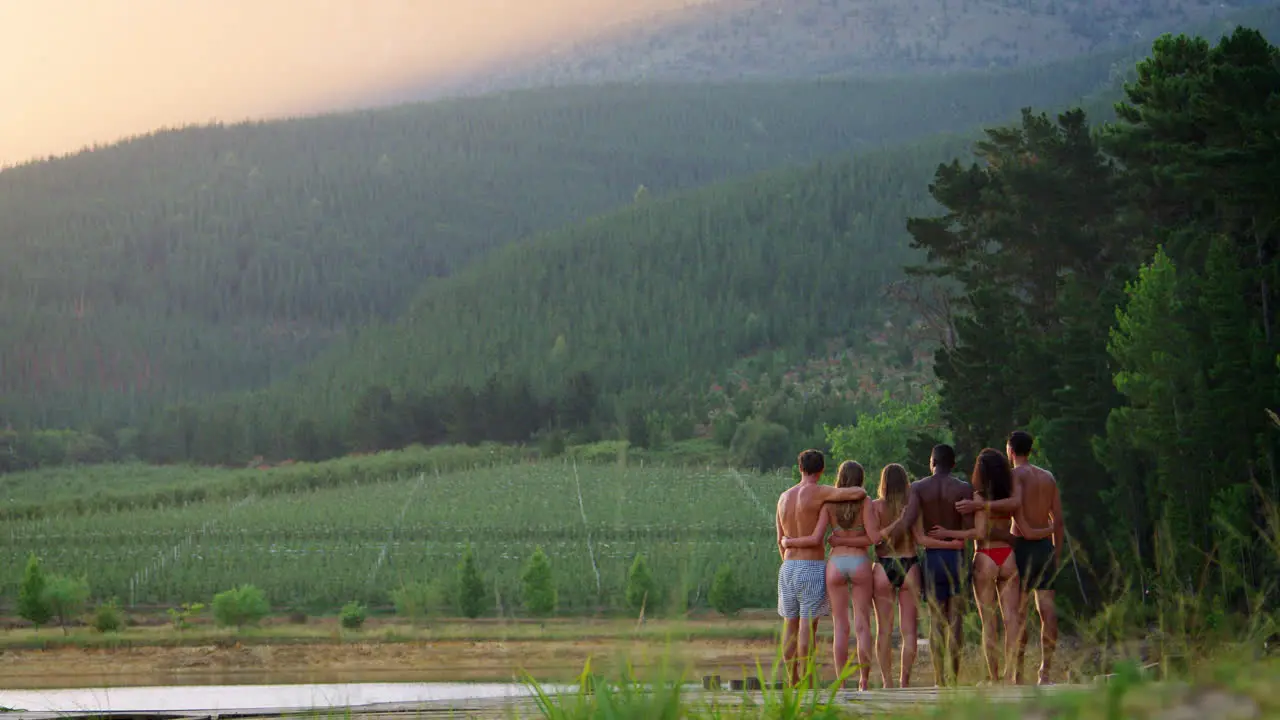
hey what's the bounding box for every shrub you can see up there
[457,545,488,619]
[536,430,567,459]
[43,574,90,635]
[339,601,367,630]
[729,420,792,470]
[93,598,125,633]
[17,554,51,629]
[711,411,740,448]
[709,564,744,617]
[392,582,446,623]
[168,602,205,630]
[212,585,269,628]
[625,554,657,615]
[521,546,557,617]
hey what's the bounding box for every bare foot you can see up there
[1038,669,1053,686]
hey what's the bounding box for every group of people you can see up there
[774,431,1063,690]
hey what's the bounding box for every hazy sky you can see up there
[1,0,704,166]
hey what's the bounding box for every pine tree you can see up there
[625,554,656,615]
[708,564,744,617]
[18,554,51,629]
[457,545,488,619]
[520,546,557,617]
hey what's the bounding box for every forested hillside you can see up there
[455,0,1271,90]
[0,52,1129,429]
[149,132,972,464]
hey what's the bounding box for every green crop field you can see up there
[0,460,795,613]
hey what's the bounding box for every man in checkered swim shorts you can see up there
[775,449,867,686]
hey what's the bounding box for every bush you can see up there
[711,411,740,448]
[457,545,488,619]
[392,582,446,623]
[709,564,744,617]
[168,602,205,630]
[93,599,125,633]
[43,574,90,634]
[537,430,567,459]
[340,601,367,630]
[625,554,657,615]
[18,554,51,629]
[521,546,557,617]
[729,420,792,470]
[212,585,269,628]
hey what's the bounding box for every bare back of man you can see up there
[1009,456,1062,685]
[892,445,971,686]
[775,450,866,687]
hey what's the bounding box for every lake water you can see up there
[0,682,568,713]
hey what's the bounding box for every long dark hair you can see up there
[972,448,1013,501]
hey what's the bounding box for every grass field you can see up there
[0,458,792,612]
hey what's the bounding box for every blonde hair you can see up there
[878,463,910,524]
[832,460,865,529]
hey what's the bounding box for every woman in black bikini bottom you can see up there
[871,464,921,688]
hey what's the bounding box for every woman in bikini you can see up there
[868,463,921,688]
[927,448,1047,684]
[782,460,879,690]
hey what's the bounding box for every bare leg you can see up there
[996,559,1022,685]
[783,617,801,686]
[872,564,895,688]
[851,560,875,691]
[827,563,852,686]
[899,565,921,688]
[796,617,822,687]
[971,553,1000,683]
[1036,590,1058,685]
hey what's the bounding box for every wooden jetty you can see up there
[0,683,1086,720]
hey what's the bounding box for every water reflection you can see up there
[0,682,568,712]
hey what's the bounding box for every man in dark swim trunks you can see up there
[890,444,973,687]
[955,430,1062,685]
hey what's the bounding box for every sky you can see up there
[1,0,705,166]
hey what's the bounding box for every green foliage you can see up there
[457,545,488,619]
[729,420,793,471]
[708,564,744,617]
[0,443,527,522]
[0,50,1132,430]
[521,546,558,617]
[339,600,367,630]
[92,598,125,633]
[913,23,1280,601]
[17,554,51,629]
[212,585,269,628]
[826,389,947,488]
[167,602,205,631]
[391,582,446,624]
[625,554,657,615]
[42,574,90,634]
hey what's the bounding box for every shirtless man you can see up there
[885,445,971,686]
[776,449,868,687]
[955,430,1062,685]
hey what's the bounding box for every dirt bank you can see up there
[0,636,781,689]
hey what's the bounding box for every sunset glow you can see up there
[1,0,704,166]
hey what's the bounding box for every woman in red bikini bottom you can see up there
[928,448,1042,684]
